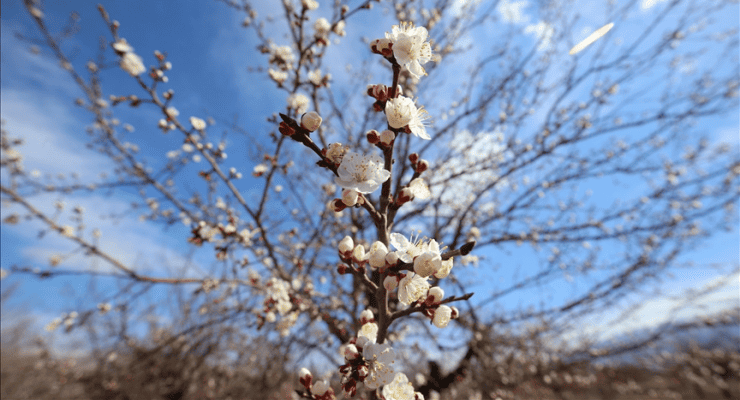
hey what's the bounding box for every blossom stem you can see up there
[376,63,401,345]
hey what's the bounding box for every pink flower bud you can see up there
[372,84,388,101]
[416,159,429,173]
[300,111,322,132]
[366,130,380,144]
[380,130,395,146]
[360,309,374,324]
[383,276,398,291]
[341,189,359,207]
[299,367,312,389]
[337,263,349,274]
[328,199,346,212]
[279,121,295,136]
[344,344,360,360]
[428,286,444,303]
[313,380,331,396]
[396,187,414,205]
[409,153,419,164]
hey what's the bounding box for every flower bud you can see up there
[338,236,354,254]
[279,121,295,136]
[428,286,444,303]
[337,263,349,274]
[352,244,367,263]
[265,311,276,323]
[360,309,374,324]
[383,276,398,291]
[380,130,395,146]
[300,111,322,132]
[409,152,419,164]
[385,251,399,266]
[366,129,380,144]
[368,84,388,101]
[313,380,331,396]
[416,159,429,173]
[368,241,389,269]
[328,199,346,213]
[299,367,313,389]
[433,305,452,328]
[450,306,459,319]
[396,187,414,205]
[344,344,360,360]
[341,189,359,207]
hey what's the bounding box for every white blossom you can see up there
[302,0,319,10]
[358,322,378,342]
[389,232,422,263]
[335,151,391,194]
[268,68,288,84]
[120,52,146,76]
[190,116,206,130]
[308,69,323,86]
[314,18,331,37]
[287,93,310,114]
[325,142,348,164]
[413,239,442,277]
[433,305,452,328]
[433,258,453,279]
[385,22,434,79]
[333,20,346,36]
[385,96,431,139]
[408,178,431,200]
[112,39,134,53]
[382,372,416,400]
[398,273,430,305]
[363,343,396,389]
[269,44,295,68]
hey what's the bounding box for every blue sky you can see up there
[1,0,738,362]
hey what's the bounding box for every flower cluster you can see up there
[334,150,391,194]
[112,38,145,76]
[275,19,468,400]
